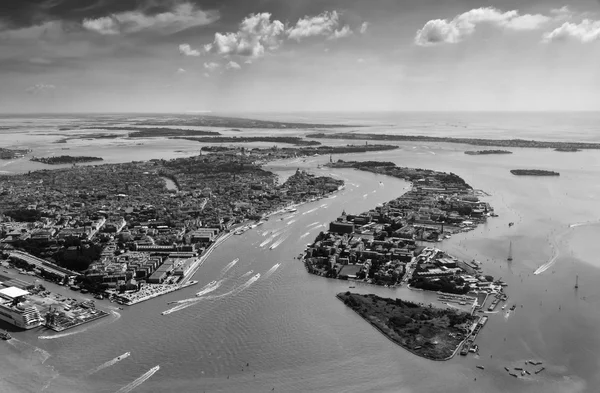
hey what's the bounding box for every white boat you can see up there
[501,305,506,310]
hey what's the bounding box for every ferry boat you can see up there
[0,330,11,340]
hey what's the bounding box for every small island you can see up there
[510,169,560,176]
[554,147,580,152]
[337,292,476,360]
[172,136,321,146]
[465,150,512,155]
[31,155,104,165]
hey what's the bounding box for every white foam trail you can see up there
[362,193,368,198]
[300,232,311,239]
[86,352,131,376]
[303,208,318,215]
[39,329,87,340]
[240,270,253,278]
[261,230,270,236]
[286,219,297,226]
[328,195,337,199]
[270,235,289,250]
[115,365,160,393]
[263,263,281,279]
[221,258,239,275]
[259,238,272,247]
[306,222,320,228]
[320,204,328,208]
[207,274,261,300]
[195,280,223,297]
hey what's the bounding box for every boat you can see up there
[208,280,217,286]
[501,305,506,310]
[575,275,579,289]
[504,367,510,372]
[286,207,297,213]
[0,330,11,340]
[535,367,545,374]
[525,370,531,375]
[94,294,104,300]
[514,367,523,371]
[507,241,513,261]
[476,365,485,370]
[509,373,518,378]
[349,285,355,288]
[521,370,526,376]
[510,304,516,311]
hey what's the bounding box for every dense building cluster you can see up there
[305,161,496,292]
[0,151,342,295]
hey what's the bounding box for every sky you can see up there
[1,0,599,113]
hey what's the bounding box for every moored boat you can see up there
[0,330,11,340]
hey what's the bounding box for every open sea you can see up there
[1,112,600,393]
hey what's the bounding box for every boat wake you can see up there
[206,273,261,300]
[195,280,223,297]
[263,263,281,279]
[261,230,271,236]
[85,352,131,376]
[240,270,253,278]
[259,238,272,247]
[306,222,320,228]
[300,232,311,239]
[38,329,88,340]
[303,208,319,215]
[6,339,51,363]
[221,258,239,275]
[115,365,160,393]
[362,193,368,198]
[328,195,337,199]
[286,219,297,226]
[270,235,289,250]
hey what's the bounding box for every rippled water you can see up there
[2,113,600,393]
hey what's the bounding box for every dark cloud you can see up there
[0,0,230,30]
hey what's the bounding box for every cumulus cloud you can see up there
[176,68,186,74]
[225,61,241,70]
[551,6,571,15]
[287,11,340,41]
[329,25,353,40]
[543,19,600,43]
[205,13,285,58]
[179,43,200,56]
[360,22,369,34]
[82,2,219,35]
[203,62,220,71]
[26,84,56,94]
[415,7,551,46]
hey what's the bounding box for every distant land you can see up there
[510,169,560,176]
[307,132,600,150]
[337,293,474,360]
[172,136,321,146]
[554,147,581,152]
[464,150,512,155]
[133,115,358,129]
[0,147,30,159]
[31,155,103,165]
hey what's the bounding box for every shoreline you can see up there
[336,294,461,361]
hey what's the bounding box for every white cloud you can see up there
[329,25,353,40]
[357,58,366,63]
[360,22,369,34]
[415,7,551,46]
[550,6,571,15]
[203,72,210,78]
[203,62,220,71]
[287,11,340,41]
[176,68,186,74]
[83,2,219,35]
[225,61,241,70]
[26,84,56,94]
[207,13,285,58]
[543,19,600,43]
[179,43,200,56]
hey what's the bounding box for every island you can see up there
[510,169,560,176]
[465,150,512,155]
[133,115,359,129]
[31,156,104,165]
[0,148,345,305]
[337,292,476,360]
[172,136,321,146]
[0,147,30,159]
[554,147,580,152]
[307,132,600,150]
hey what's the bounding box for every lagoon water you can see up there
[1,113,600,392]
